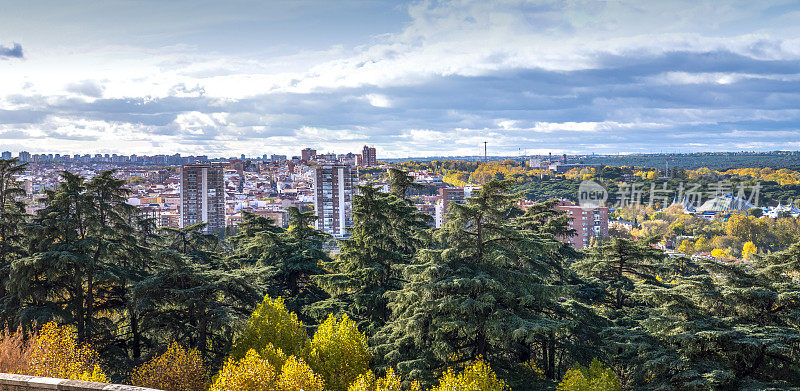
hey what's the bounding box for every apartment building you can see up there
[313,163,358,237]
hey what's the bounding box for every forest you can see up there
[0,159,799,390]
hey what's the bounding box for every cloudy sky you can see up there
[2,0,800,158]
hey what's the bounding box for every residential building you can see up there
[18,151,30,162]
[180,163,226,233]
[1,151,11,160]
[313,163,358,237]
[360,145,377,167]
[554,200,608,249]
[301,148,317,162]
[434,187,465,228]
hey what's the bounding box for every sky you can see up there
[2,0,800,158]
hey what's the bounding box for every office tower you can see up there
[180,163,226,233]
[360,145,377,167]
[313,163,358,237]
[18,151,30,162]
[301,148,317,162]
[1,151,11,160]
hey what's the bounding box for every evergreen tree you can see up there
[133,223,261,365]
[374,180,572,386]
[0,158,28,324]
[228,208,328,320]
[573,238,665,310]
[11,171,139,346]
[314,184,429,334]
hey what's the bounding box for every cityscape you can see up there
[2,1,800,391]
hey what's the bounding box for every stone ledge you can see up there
[0,373,161,391]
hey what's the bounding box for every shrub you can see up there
[430,360,506,391]
[308,314,370,391]
[348,368,421,391]
[556,358,622,391]
[232,295,310,360]
[131,342,209,391]
[277,356,325,391]
[0,325,34,374]
[210,349,277,391]
[26,322,107,382]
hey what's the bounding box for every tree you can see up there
[308,314,370,391]
[556,359,621,391]
[742,241,757,260]
[12,171,142,349]
[277,356,325,391]
[133,223,261,364]
[209,349,277,391]
[131,342,209,391]
[348,368,422,391]
[375,180,574,386]
[574,238,665,310]
[26,322,107,382]
[0,159,28,324]
[314,184,428,333]
[429,360,507,391]
[388,168,422,199]
[227,209,328,320]
[231,295,310,362]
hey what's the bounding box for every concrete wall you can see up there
[0,373,161,391]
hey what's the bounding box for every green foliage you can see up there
[314,183,429,334]
[556,359,621,391]
[375,180,579,387]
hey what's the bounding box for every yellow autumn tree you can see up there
[556,358,622,391]
[308,314,370,391]
[210,349,278,391]
[710,248,728,259]
[430,359,506,391]
[232,295,310,363]
[277,356,325,391]
[131,342,209,391]
[742,241,758,260]
[348,368,422,391]
[678,239,694,255]
[26,322,107,382]
[694,236,710,252]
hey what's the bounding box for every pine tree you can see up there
[11,171,139,346]
[0,158,28,324]
[573,238,665,310]
[374,180,572,386]
[133,223,261,365]
[228,208,328,320]
[313,184,428,334]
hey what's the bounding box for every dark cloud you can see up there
[0,43,23,59]
[66,80,104,98]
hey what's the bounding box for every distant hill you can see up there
[385,151,800,170]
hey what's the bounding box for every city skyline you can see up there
[3,1,800,158]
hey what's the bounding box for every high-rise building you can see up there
[180,163,226,233]
[313,163,358,237]
[1,151,11,160]
[301,148,317,162]
[18,151,30,162]
[360,145,377,167]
